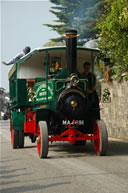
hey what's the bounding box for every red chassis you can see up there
[24,114,99,144]
[49,121,99,145]
[24,113,103,155]
[11,111,107,158]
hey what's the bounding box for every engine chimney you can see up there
[65,29,77,76]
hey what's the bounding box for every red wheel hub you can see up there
[37,125,41,156]
[93,122,100,153]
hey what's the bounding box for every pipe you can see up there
[65,29,77,76]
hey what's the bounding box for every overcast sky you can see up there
[0,0,59,91]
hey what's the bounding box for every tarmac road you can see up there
[0,120,128,193]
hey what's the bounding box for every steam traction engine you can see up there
[9,30,108,158]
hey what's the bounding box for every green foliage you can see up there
[96,0,128,81]
[45,0,106,45]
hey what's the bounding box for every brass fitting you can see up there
[71,100,78,111]
[69,73,79,87]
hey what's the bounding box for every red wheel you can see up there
[37,132,41,156]
[10,118,19,149]
[37,121,48,158]
[93,120,108,156]
[10,118,13,147]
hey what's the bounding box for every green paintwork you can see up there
[34,80,55,103]
[11,112,24,131]
[8,46,99,116]
[9,76,28,109]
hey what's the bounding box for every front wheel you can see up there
[93,120,108,156]
[37,121,48,158]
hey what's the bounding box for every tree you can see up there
[96,0,128,81]
[45,0,106,45]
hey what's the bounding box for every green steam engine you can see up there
[9,30,108,158]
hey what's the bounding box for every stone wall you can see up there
[100,81,128,140]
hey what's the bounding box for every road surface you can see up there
[0,120,128,193]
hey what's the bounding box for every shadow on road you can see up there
[108,140,128,156]
[48,141,97,159]
[0,182,71,193]
[48,139,128,159]
[23,145,37,149]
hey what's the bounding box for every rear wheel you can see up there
[10,118,19,148]
[19,131,24,148]
[93,120,108,156]
[10,118,13,147]
[37,121,48,158]
[12,130,19,149]
[10,118,24,149]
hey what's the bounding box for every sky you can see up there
[0,0,59,91]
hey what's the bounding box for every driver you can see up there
[82,62,100,119]
[82,62,96,93]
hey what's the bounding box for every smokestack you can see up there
[65,29,77,76]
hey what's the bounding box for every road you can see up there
[0,120,128,193]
